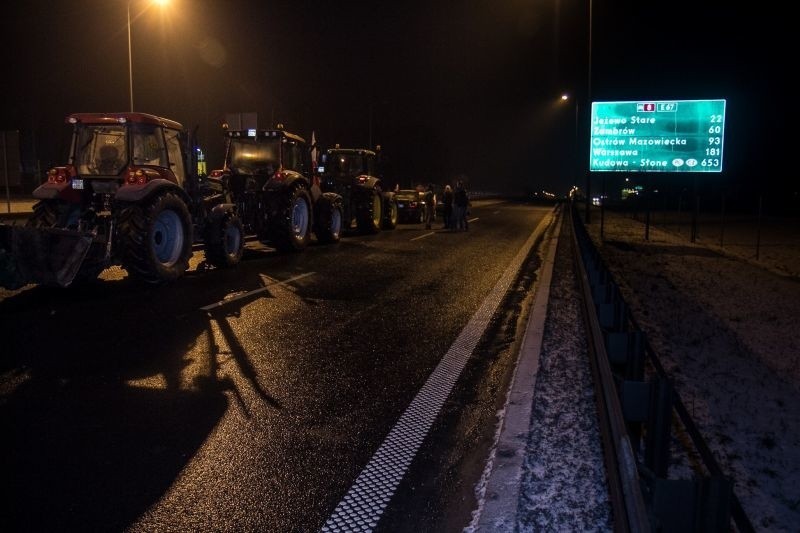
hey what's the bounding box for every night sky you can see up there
[0,0,793,197]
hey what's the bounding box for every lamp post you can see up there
[127,1,133,111]
[127,0,170,112]
[586,0,593,223]
[561,94,580,201]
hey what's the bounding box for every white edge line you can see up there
[322,207,556,532]
[468,217,480,223]
[199,271,316,312]
[410,232,436,241]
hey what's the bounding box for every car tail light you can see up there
[210,169,224,178]
[273,171,286,182]
[126,168,148,185]
[409,201,417,208]
[357,176,367,184]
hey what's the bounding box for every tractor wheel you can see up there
[356,187,382,234]
[26,201,59,228]
[316,198,343,244]
[382,194,398,230]
[117,191,193,284]
[268,185,311,252]
[205,212,244,268]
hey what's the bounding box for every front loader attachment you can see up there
[0,225,93,290]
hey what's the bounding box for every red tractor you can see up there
[0,112,240,289]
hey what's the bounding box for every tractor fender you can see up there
[354,174,381,191]
[32,182,69,200]
[262,170,309,193]
[116,178,191,205]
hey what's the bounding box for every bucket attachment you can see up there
[0,225,93,289]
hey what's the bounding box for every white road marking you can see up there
[322,211,554,532]
[410,232,435,241]
[493,210,500,215]
[468,217,479,223]
[199,272,316,312]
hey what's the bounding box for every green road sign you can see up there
[589,99,726,172]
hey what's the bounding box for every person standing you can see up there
[423,183,436,229]
[454,181,468,231]
[442,184,453,229]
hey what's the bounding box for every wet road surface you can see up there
[1,201,552,531]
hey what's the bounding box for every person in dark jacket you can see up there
[423,184,436,229]
[454,181,468,231]
[442,184,453,229]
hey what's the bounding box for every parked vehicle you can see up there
[0,112,234,289]
[209,126,343,253]
[318,147,397,234]
[395,189,425,223]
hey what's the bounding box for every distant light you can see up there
[247,129,256,137]
[561,94,569,101]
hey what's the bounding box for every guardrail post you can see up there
[645,377,673,478]
[695,476,733,532]
[597,297,627,332]
[605,330,645,380]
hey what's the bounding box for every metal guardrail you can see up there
[569,205,754,533]
[570,206,650,533]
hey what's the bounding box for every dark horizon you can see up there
[0,0,793,198]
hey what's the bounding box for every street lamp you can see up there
[127,0,170,112]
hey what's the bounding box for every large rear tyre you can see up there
[205,212,244,268]
[382,194,398,230]
[267,185,311,252]
[316,197,343,244]
[356,188,382,234]
[118,191,193,284]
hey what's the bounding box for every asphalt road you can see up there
[0,201,553,531]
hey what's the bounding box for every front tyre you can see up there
[316,197,343,244]
[356,187,382,234]
[118,191,193,284]
[382,194,398,230]
[268,185,311,252]
[205,212,244,268]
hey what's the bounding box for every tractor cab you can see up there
[319,148,378,195]
[35,113,190,208]
[219,129,310,188]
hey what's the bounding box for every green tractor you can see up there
[317,147,397,234]
[208,127,343,252]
